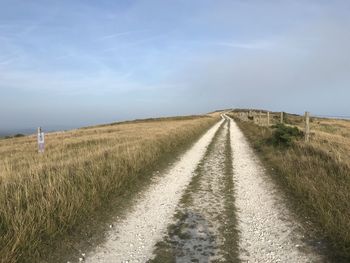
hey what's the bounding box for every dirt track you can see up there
[79,116,323,263]
[150,118,238,262]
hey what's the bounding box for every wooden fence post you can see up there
[267,111,270,126]
[259,111,262,126]
[280,112,284,124]
[254,112,258,124]
[305,111,310,142]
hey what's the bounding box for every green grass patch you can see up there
[268,123,303,147]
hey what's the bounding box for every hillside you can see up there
[0,114,218,263]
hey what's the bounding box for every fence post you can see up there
[267,111,270,126]
[280,112,284,124]
[305,111,310,142]
[254,112,258,124]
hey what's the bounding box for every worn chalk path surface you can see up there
[149,118,238,262]
[229,117,323,262]
[84,119,223,263]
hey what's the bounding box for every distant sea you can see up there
[0,125,78,137]
[0,129,33,137]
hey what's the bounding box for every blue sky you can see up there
[1,0,350,131]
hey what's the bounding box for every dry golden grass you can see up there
[0,114,218,263]
[231,112,350,260]
[283,113,350,162]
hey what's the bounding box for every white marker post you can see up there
[37,127,45,153]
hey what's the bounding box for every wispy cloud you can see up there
[0,57,17,65]
[0,52,21,66]
[97,30,149,41]
[101,33,168,52]
[213,40,276,50]
[0,66,138,96]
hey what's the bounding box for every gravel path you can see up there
[229,117,323,263]
[84,118,223,263]
[150,119,237,262]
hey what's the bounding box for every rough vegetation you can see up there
[269,123,303,147]
[231,112,350,261]
[0,114,218,263]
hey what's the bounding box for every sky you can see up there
[1,0,350,132]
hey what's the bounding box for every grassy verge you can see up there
[0,115,218,263]
[231,116,350,261]
[221,120,239,262]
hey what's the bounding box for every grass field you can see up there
[0,114,218,263]
[230,111,350,261]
